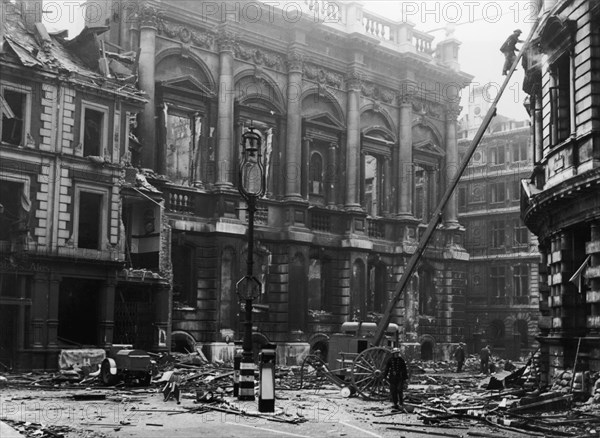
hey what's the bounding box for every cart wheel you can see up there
[299,354,325,389]
[351,347,392,401]
[100,359,118,386]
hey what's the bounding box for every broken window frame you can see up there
[513,264,529,304]
[80,101,109,157]
[490,266,506,304]
[0,173,31,247]
[0,82,31,147]
[490,181,506,204]
[164,103,204,187]
[549,52,573,147]
[309,151,324,196]
[72,184,108,250]
[491,219,505,248]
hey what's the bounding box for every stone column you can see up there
[301,137,311,200]
[383,156,391,215]
[327,142,338,207]
[359,150,366,208]
[216,27,236,188]
[137,4,158,171]
[444,103,461,225]
[345,71,362,210]
[285,49,304,200]
[397,93,413,217]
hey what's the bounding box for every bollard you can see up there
[233,342,243,397]
[238,356,255,401]
[258,343,276,412]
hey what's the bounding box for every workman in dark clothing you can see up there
[384,348,408,410]
[500,29,524,75]
[454,343,466,372]
[480,345,491,375]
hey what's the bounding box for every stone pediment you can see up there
[413,139,445,157]
[304,112,345,130]
[159,75,215,97]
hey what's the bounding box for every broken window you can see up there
[490,182,506,203]
[0,179,30,242]
[165,110,202,186]
[77,191,103,249]
[512,140,528,162]
[549,53,571,145]
[490,145,505,165]
[1,88,27,145]
[413,163,438,222]
[364,154,381,216]
[309,152,323,196]
[83,107,105,157]
[513,265,529,304]
[58,278,100,346]
[514,219,529,245]
[458,186,467,211]
[491,220,505,248]
[490,266,506,303]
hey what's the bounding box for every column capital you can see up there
[346,70,363,92]
[138,3,160,29]
[398,91,415,106]
[216,26,236,52]
[329,142,338,149]
[287,49,304,73]
[445,103,462,122]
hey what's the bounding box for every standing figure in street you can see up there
[384,348,408,410]
[500,29,524,75]
[480,345,491,375]
[454,343,466,372]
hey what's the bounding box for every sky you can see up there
[42,0,534,120]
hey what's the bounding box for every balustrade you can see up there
[309,211,331,232]
[166,189,195,213]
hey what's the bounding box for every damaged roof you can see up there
[0,10,146,103]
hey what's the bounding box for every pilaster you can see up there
[443,103,461,226]
[215,26,236,188]
[137,3,158,171]
[397,91,414,218]
[285,46,305,200]
[345,69,362,210]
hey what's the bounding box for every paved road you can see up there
[0,384,527,437]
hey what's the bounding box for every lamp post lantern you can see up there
[236,126,266,401]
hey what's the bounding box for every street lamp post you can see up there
[236,126,266,401]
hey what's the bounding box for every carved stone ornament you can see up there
[303,63,342,88]
[138,4,160,28]
[216,28,236,52]
[446,103,462,121]
[234,43,283,70]
[346,70,363,91]
[287,50,304,72]
[399,92,415,106]
[157,19,214,49]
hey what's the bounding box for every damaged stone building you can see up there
[0,0,170,369]
[1,0,475,369]
[522,0,600,385]
[458,87,540,358]
[88,0,472,363]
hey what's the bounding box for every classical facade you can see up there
[81,0,475,362]
[458,103,540,358]
[521,0,600,385]
[0,0,170,369]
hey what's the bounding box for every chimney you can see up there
[19,0,44,32]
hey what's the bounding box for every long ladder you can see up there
[372,23,540,346]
